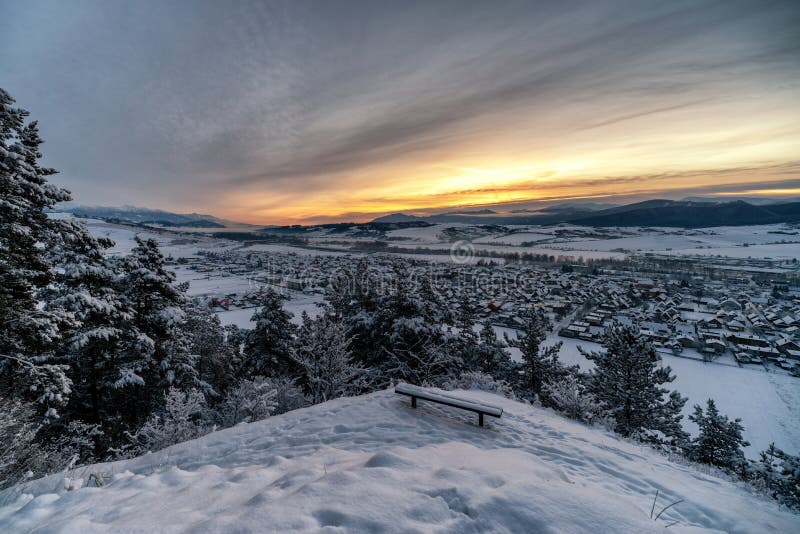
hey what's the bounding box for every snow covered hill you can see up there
[2,389,797,533]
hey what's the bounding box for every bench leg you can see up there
[411,396,417,408]
[479,413,484,427]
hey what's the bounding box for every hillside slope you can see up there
[372,200,800,227]
[52,205,232,228]
[1,389,797,533]
[571,200,800,227]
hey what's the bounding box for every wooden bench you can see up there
[395,383,503,427]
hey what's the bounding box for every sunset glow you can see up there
[3,0,799,224]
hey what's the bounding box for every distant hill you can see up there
[681,195,800,206]
[571,200,800,227]
[371,213,424,223]
[371,200,800,227]
[535,201,619,213]
[51,204,238,228]
[437,208,497,216]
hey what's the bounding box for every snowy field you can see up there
[386,222,800,261]
[391,241,629,260]
[175,269,259,297]
[62,213,800,263]
[240,243,355,256]
[215,294,324,328]
[664,243,800,260]
[51,213,242,257]
[540,335,800,459]
[2,389,797,533]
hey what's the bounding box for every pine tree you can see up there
[687,399,749,471]
[260,376,307,415]
[583,323,688,443]
[183,303,240,398]
[450,294,481,373]
[45,224,150,451]
[0,397,39,489]
[752,443,800,510]
[0,88,72,414]
[324,258,383,370]
[243,288,296,376]
[324,257,379,323]
[292,313,364,404]
[542,374,605,424]
[123,237,196,416]
[376,262,453,385]
[506,308,572,403]
[476,321,515,382]
[126,388,210,455]
[215,378,276,427]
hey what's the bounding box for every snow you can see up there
[55,212,800,263]
[48,213,243,258]
[395,383,504,417]
[381,223,800,262]
[399,242,629,260]
[666,243,800,260]
[384,223,452,243]
[549,335,800,459]
[1,389,796,533]
[215,307,259,328]
[214,295,323,328]
[175,270,259,297]
[241,244,355,256]
[668,356,800,456]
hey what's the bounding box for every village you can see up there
[170,246,800,378]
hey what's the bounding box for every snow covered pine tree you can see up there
[244,288,296,376]
[122,237,197,419]
[506,307,573,404]
[0,88,72,417]
[45,222,151,452]
[292,312,364,404]
[687,399,749,472]
[582,323,688,446]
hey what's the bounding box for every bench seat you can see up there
[395,383,503,426]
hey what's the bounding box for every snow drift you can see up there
[1,389,797,533]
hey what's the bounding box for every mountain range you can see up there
[52,204,241,228]
[373,199,800,228]
[51,198,800,230]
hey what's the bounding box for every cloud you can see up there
[283,162,800,223]
[224,1,761,186]
[2,0,799,220]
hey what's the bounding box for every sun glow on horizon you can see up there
[713,188,800,197]
[219,155,800,225]
[210,83,800,226]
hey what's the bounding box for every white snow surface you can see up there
[543,335,800,458]
[2,389,797,533]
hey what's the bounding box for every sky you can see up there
[2,0,799,224]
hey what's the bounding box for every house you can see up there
[703,338,727,354]
[720,298,742,311]
[734,352,759,364]
[727,332,769,348]
[727,319,745,331]
[284,277,306,290]
[753,346,783,360]
[676,334,701,349]
[700,317,724,329]
[776,337,800,358]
